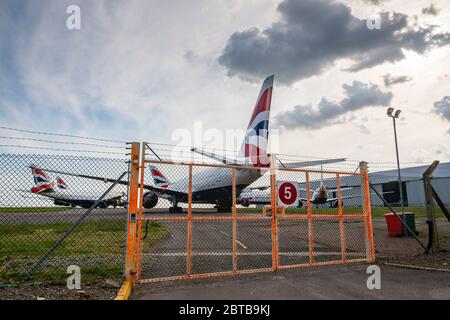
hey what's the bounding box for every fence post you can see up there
[423,161,440,253]
[270,153,279,270]
[124,142,141,282]
[135,142,146,282]
[186,164,193,276]
[360,161,376,263]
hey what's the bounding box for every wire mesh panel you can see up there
[0,153,129,285]
[135,160,375,283]
[277,218,310,266]
[139,220,187,280]
[191,220,233,275]
[236,218,272,271]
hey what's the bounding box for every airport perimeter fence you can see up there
[125,145,376,283]
[0,148,377,286]
[0,153,130,285]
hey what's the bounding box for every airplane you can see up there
[240,170,395,209]
[18,166,125,209]
[40,75,347,213]
[239,181,357,209]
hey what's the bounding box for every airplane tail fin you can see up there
[149,165,170,189]
[56,176,68,189]
[240,75,274,167]
[30,165,54,193]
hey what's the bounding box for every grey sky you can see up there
[0,0,449,165]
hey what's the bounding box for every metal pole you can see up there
[392,117,405,213]
[370,183,429,254]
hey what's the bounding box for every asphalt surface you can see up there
[134,264,450,300]
[3,208,450,299]
[138,210,367,280]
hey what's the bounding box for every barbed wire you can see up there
[0,144,126,155]
[0,136,125,149]
[0,126,443,167]
[0,126,126,144]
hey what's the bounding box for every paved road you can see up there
[138,211,368,280]
[134,264,450,300]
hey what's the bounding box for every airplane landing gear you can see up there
[216,200,232,213]
[169,206,183,213]
[169,198,183,213]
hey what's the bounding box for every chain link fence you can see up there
[0,151,376,286]
[0,153,129,285]
[135,159,375,283]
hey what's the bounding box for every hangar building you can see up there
[299,162,450,207]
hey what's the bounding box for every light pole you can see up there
[387,107,404,213]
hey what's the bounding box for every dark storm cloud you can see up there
[274,81,393,129]
[219,0,450,85]
[422,4,440,16]
[434,96,450,121]
[383,74,412,86]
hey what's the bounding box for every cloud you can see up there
[219,0,450,85]
[422,4,440,16]
[274,81,393,129]
[434,96,450,121]
[360,0,387,5]
[383,74,412,86]
[0,0,242,144]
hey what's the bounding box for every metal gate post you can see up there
[135,142,146,282]
[187,164,193,276]
[360,162,376,263]
[232,167,237,273]
[270,153,279,270]
[337,174,347,262]
[124,142,141,281]
[423,161,440,253]
[306,172,314,264]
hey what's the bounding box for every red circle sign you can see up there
[279,182,298,205]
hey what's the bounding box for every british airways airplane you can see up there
[21,166,125,209]
[43,75,345,213]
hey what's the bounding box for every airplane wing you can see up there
[325,187,354,192]
[280,158,346,169]
[325,194,362,202]
[190,148,243,165]
[40,168,187,200]
[191,148,346,169]
[325,190,396,203]
[247,186,270,191]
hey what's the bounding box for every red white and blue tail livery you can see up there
[240,74,273,167]
[56,177,68,189]
[150,166,170,189]
[31,166,54,193]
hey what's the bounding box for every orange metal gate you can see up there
[123,143,376,284]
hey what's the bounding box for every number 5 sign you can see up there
[277,181,299,207]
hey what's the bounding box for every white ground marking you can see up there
[219,230,248,249]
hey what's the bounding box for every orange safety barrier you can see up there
[123,150,376,284]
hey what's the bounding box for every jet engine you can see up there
[143,191,158,209]
[241,197,251,207]
[53,199,71,207]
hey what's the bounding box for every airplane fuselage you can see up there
[162,166,264,207]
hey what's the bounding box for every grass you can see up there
[0,219,167,284]
[0,207,71,213]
